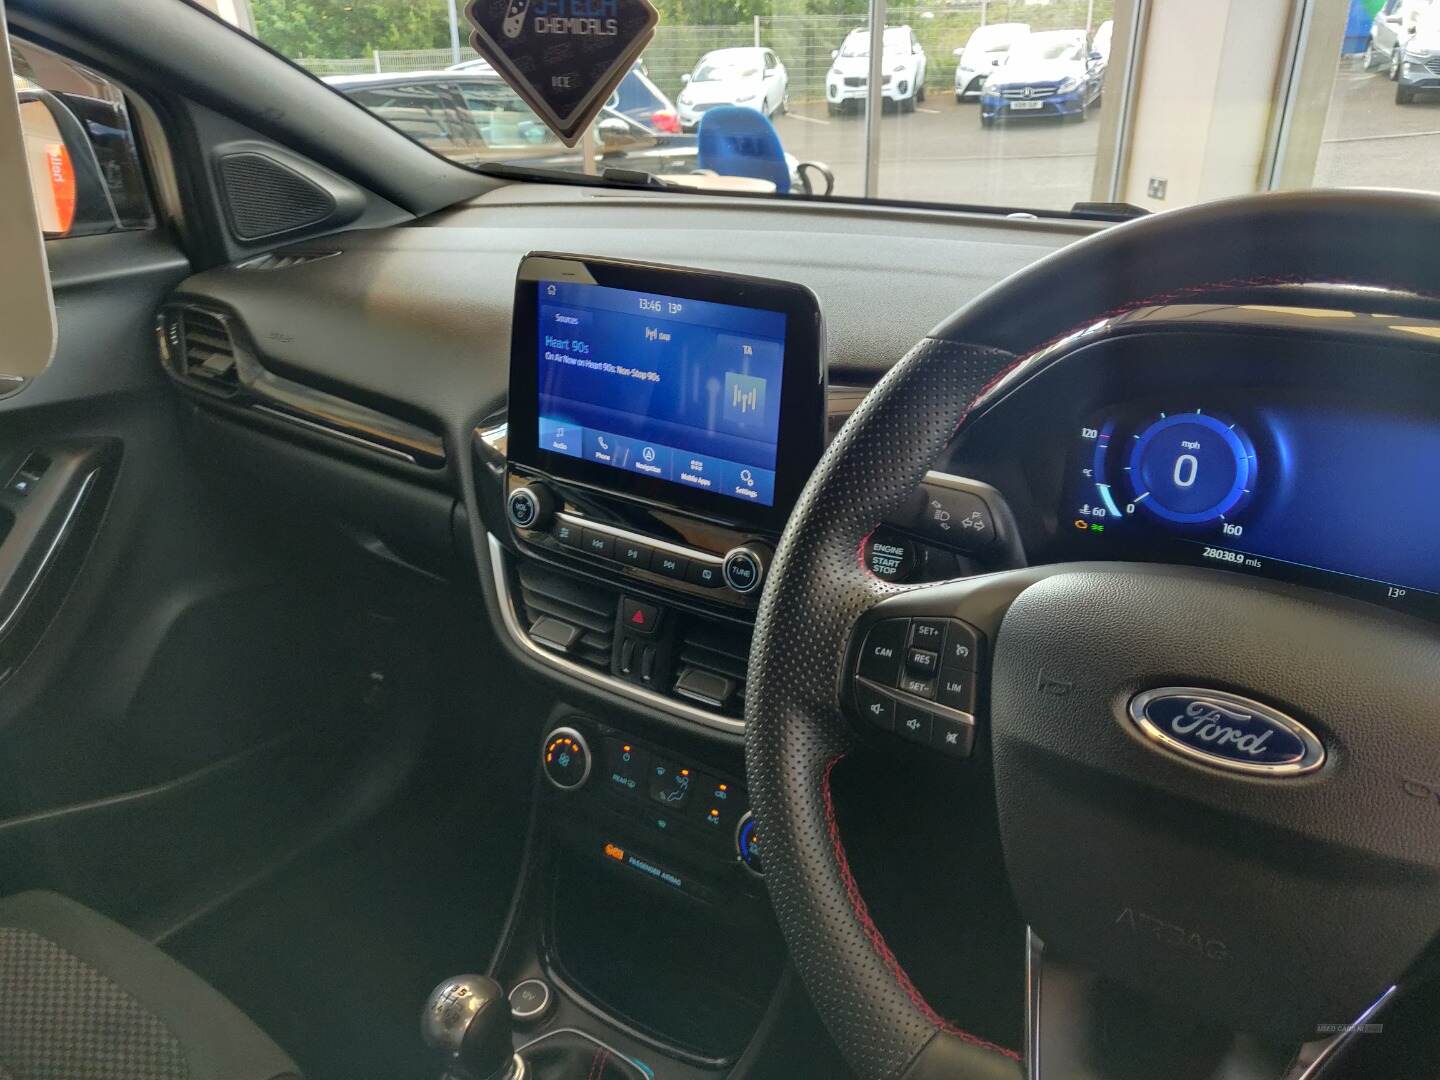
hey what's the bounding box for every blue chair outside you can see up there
[696,106,790,193]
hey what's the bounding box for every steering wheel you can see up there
[744,190,1440,1080]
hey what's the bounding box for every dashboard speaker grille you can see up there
[516,564,615,671]
[217,153,335,242]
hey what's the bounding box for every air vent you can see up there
[516,564,615,671]
[674,619,752,715]
[234,250,340,271]
[178,309,239,390]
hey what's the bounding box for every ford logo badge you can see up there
[1127,688,1324,776]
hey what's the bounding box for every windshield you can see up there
[200,0,1440,217]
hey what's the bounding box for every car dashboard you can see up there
[151,189,1440,1075]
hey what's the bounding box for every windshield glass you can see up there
[197,0,1440,216]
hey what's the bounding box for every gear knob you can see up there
[422,975,517,1080]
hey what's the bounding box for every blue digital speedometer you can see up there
[1126,411,1256,525]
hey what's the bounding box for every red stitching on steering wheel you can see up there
[821,754,1022,1063]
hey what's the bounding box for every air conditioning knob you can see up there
[507,482,554,531]
[722,543,772,595]
[541,726,591,791]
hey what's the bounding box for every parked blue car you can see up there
[980,29,1105,125]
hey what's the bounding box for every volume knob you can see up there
[507,482,554,531]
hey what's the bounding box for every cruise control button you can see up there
[932,713,975,758]
[909,619,947,648]
[896,703,932,745]
[906,648,939,676]
[898,671,937,699]
[857,619,909,686]
[854,681,896,731]
[581,529,614,559]
[943,621,982,671]
[936,668,977,712]
[652,551,689,580]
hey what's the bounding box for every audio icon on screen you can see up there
[731,382,759,415]
[723,372,767,426]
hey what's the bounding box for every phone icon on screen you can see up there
[598,436,609,450]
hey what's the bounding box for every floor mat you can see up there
[162,765,527,1080]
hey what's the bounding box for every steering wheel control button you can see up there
[615,538,652,569]
[687,560,724,588]
[648,758,693,808]
[917,484,996,553]
[905,647,940,676]
[897,671,937,700]
[855,681,896,731]
[653,551,689,580]
[620,596,661,636]
[581,528,615,560]
[735,811,763,876]
[543,727,591,791]
[507,484,552,530]
[896,702,933,745]
[722,547,764,593]
[942,620,982,671]
[508,979,552,1025]
[909,619,947,648]
[857,619,909,685]
[936,669,977,713]
[864,533,917,581]
[931,713,975,758]
[554,519,585,551]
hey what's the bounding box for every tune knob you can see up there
[722,543,772,595]
[507,482,554,531]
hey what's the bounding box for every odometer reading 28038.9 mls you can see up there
[1126,411,1256,526]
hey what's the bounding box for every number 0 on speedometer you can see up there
[1126,411,1256,525]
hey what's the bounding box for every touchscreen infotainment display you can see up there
[508,254,824,532]
[535,280,786,507]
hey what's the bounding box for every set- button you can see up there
[852,616,984,758]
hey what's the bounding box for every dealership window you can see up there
[201,0,1440,213]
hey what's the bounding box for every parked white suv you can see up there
[826,26,927,114]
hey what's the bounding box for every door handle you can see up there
[0,440,116,651]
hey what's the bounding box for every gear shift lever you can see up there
[422,975,521,1080]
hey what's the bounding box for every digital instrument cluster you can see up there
[1063,398,1440,619]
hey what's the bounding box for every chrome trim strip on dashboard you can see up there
[516,1028,652,1080]
[252,404,419,464]
[552,512,724,570]
[487,533,745,735]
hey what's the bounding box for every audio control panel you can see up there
[506,470,773,609]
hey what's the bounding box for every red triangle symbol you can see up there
[631,609,646,625]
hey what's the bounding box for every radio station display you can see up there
[533,279,786,507]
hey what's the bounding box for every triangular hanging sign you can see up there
[463,0,659,147]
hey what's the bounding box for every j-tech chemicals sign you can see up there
[464,0,659,145]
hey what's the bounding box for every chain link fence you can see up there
[295,0,1112,102]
